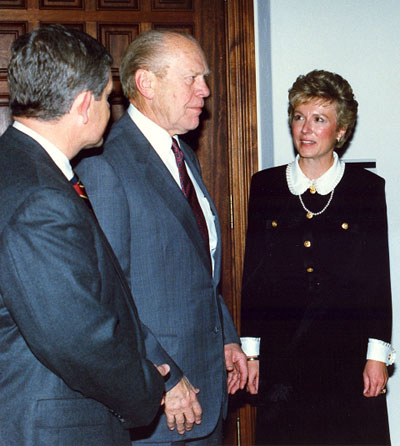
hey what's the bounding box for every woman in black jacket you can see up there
[241,70,394,445]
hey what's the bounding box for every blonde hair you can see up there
[288,70,358,148]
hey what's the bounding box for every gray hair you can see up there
[120,29,202,100]
[8,24,112,120]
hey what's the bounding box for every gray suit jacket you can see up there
[76,112,240,442]
[0,126,165,446]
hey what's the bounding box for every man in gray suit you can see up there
[0,25,169,446]
[76,30,248,445]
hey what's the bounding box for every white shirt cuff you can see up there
[240,337,260,357]
[366,338,396,365]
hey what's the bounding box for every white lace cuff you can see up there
[240,337,260,357]
[367,338,396,365]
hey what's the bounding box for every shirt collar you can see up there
[286,152,345,196]
[13,121,74,180]
[127,103,179,154]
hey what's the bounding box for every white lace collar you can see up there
[286,152,345,196]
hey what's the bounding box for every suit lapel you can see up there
[145,144,212,271]
[121,118,212,273]
[179,141,222,280]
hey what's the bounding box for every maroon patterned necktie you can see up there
[70,173,95,214]
[171,138,211,256]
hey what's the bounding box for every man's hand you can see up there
[224,343,248,395]
[246,359,259,394]
[363,359,388,398]
[164,376,202,434]
[154,363,170,405]
[155,363,170,378]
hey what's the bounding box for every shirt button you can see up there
[341,222,349,230]
[306,267,314,273]
[304,240,311,248]
[271,220,278,227]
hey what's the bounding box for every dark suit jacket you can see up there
[76,112,240,442]
[0,126,165,446]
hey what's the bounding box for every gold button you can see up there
[341,222,349,230]
[304,240,311,248]
[307,267,314,273]
[271,221,278,227]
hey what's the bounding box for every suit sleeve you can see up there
[77,155,183,390]
[219,294,240,344]
[0,188,165,428]
[362,177,393,343]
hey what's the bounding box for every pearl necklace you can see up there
[298,189,334,219]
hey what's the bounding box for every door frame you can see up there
[225,1,258,444]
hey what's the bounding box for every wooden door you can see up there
[0,0,258,443]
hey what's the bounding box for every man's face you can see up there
[84,74,113,148]
[149,37,210,136]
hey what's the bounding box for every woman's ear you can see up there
[337,127,347,142]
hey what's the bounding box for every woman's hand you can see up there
[246,359,259,394]
[363,359,388,398]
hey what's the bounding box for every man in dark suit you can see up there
[76,30,248,445]
[0,25,169,446]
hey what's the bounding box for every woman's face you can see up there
[291,98,346,163]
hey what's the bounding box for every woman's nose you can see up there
[301,119,312,134]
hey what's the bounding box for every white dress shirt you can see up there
[13,121,73,180]
[127,104,217,275]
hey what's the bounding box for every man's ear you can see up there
[72,91,92,125]
[135,69,156,100]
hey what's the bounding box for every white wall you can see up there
[255,0,400,441]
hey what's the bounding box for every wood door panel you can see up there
[98,23,139,77]
[152,0,193,11]
[152,22,194,33]
[0,0,26,8]
[39,0,84,9]
[0,22,27,81]
[0,19,27,129]
[39,21,86,30]
[96,0,139,11]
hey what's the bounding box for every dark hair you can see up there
[120,29,203,100]
[288,69,358,148]
[8,24,112,120]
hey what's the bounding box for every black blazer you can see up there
[242,163,392,348]
[241,163,392,444]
